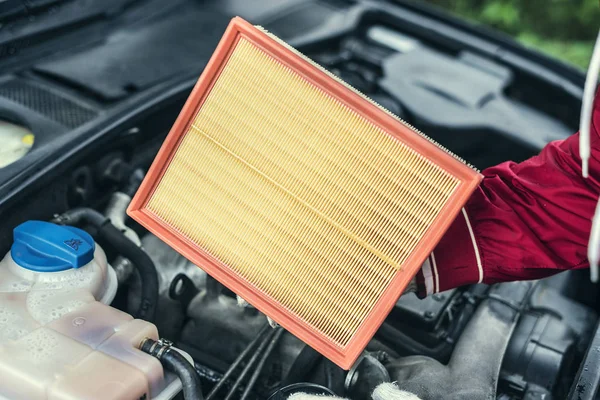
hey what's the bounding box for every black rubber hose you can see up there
[97,222,158,322]
[206,323,271,400]
[324,360,346,396]
[51,207,108,227]
[142,339,204,400]
[123,169,145,198]
[240,328,284,400]
[281,345,323,387]
[195,363,224,384]
[224,328,278,400]
[53,207,158,322]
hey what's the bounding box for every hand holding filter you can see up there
[286,383,422,400]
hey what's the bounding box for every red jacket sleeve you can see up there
[416,92,600,296]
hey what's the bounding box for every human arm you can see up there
[415,91,600,296]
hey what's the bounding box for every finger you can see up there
[372,383,422,400]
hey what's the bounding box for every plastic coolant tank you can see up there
[0,221,180,400]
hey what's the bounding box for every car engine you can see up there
[0,0,598,399]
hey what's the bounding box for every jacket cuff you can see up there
[416,208,483,296]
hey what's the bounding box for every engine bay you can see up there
[0,0,598,399]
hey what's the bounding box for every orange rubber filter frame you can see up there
[127,17,482,370]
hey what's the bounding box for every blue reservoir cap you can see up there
[11,221,95,272]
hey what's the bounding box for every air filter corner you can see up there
[127,16,482,370]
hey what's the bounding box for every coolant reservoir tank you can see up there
[0,221,176,400]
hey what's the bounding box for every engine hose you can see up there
[142,339,204,400]
[206,323,272,400]
[97,222,158,321]
[240,327,284,400]
[324,360,346,396]
[282,345,323,387]
[52,208,158,322]
[123,168,145,198]
[195,363,224,384]
[224,328,279,400]
[52,207,108,227]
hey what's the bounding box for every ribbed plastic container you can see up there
[0,221,183,400]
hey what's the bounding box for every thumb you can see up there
[372,383,422,400]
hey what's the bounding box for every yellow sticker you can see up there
[21,133,34,147]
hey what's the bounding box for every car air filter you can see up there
[128,17,482,369]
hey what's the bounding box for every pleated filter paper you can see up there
[128,17,481,369]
